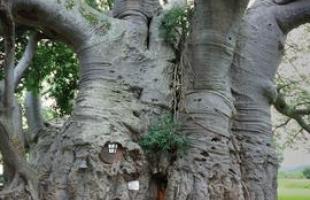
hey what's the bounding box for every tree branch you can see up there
[273,93,310,133]
[11,0,113,50]
[274,0,310,33]
[14,32,40,88]
[0,4,38,198]
[294,108,310,115]
[0,2,15,114]
[294,115,310,133]
[273,118,291,132]
[273,0,297,5]
[0,122,39,199]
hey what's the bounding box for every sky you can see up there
[281,147,310,170]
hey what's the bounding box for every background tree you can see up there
[303,167,310,179]
[0,0,309,200]
[272,24,310,149]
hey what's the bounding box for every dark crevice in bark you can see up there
[146,17,152,49]
[127,86,143,100]
[171,61,182,119]
[170,38,187,120]
[151,173,168,200]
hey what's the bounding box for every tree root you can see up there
[0,173,39,200]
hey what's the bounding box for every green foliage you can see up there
[79,5,111,33]
[106,0,114,9]
[303,167,310,179]
[139,115,189,155]
[0,32,79,116]
[42,107,58,121]
[85,0,99,8]
[65,0,76,10]
[160,7,189,47]
[20,40,79,116]
[80,7,99,25]
[85,0,114,11]
[0,32,79,118]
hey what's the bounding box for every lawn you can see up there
[278,178,310,200]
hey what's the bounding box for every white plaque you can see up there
[128,180,139,191]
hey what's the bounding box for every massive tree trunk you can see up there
[165,1,248,199]
[232,1,310,200]
[0,0,310,199]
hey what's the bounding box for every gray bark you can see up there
[10,0,174,199]
[14,32,40,88]
[24,91,44,142]
[0,3,38,199]
[232,0,310,199]
[165,1,248,200]
[0,0,309,199]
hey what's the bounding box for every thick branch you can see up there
[0,2,15,113]
[12,0,113,50]
[0,123,33,180]
[294,116,310,133]
[273,93,310,133]
[273,0,297,5]
[14,32,40,88]
[293,108,310,115]
[0,122,38,199]
[0,4,38,197]
[274,0,310,33]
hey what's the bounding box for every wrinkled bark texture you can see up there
[165,1,248,200]
[1,0,310,199]
[232,1,310,200]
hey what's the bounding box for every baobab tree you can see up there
[0,0,309,199]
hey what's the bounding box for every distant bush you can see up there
[278,170,304,179]
[303,167,310,179]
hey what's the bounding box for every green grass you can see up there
[278,170,304,179]
[278,178,310,200]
